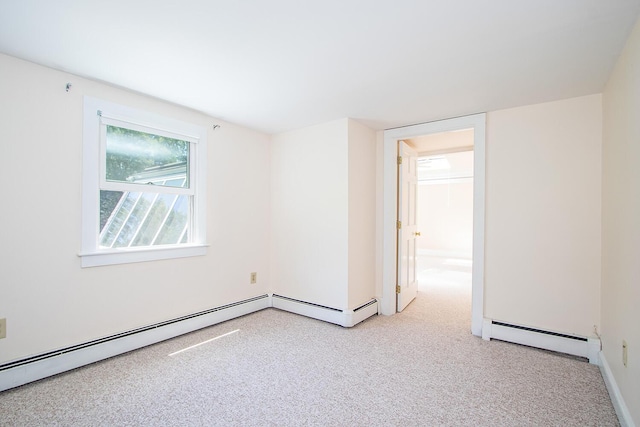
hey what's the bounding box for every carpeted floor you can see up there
[0,263,618,426]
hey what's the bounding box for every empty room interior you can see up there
[1,1,639,425]
[410,130,475,300]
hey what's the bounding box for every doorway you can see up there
[380,114,485,337]
[416,148,474,307]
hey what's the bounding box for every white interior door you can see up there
[397,141,419,312]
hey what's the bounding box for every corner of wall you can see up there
[601,14,640,427]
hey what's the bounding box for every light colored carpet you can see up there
[0,268,618,426]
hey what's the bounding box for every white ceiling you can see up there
[1,0,639,134]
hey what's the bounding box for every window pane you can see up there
[100,190,140,247]
[131,193,176,246]
[112,192,155,248]
[154,195,190,245]
[100,190,124,232]
[99,191,191,248]
[105,125,189,188]
[163,177,187,187]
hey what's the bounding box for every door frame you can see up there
[380,113,486,337]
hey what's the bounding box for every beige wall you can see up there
[0,54,272,364]
[602,17,640,425]
[270,119,350,308]
[348,119,377,308]
[270,118,377,310]
[485,94,602,337]
[417,180,474,257]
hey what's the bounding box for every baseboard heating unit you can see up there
[271,294,378,327]
[482,318,600,365]
[0,294,270,392]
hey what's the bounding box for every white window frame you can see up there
[80,96,207,267]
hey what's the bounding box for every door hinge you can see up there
[396,220,402,230]
[397,156,403,165]
[396,285,401,294]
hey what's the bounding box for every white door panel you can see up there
[397,141,418,312]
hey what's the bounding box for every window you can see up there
[81,97,207,267]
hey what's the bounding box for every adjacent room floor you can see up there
[417,254,473,292]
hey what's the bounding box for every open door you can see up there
[397,141,419,312]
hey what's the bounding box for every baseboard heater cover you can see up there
[270,294,378,327]
[0,294,270,392]
[482,318,600,365]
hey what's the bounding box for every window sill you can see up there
[79,244,208,268]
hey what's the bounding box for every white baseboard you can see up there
[599,351,636,427]
[0,294,378,392]
[270,294,378,327]
[482,318,600,364]
[0,295,270,392]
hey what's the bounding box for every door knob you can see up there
[414,231,421,237]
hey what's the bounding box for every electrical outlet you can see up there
[0,318,6,339]
[623,340,628,367]
[250,272,257,284]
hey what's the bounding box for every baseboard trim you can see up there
[0,294,379,392]
[0,295,270,392]
[482,318,600,364]
[270,294,378,327]
[599,351,636,427]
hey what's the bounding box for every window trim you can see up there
[81,96,207,267]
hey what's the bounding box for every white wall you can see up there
[270,119,350,309]
[0,54,271,364]
[270,118,376,311]
[348,119,376,308]
[417,180,474,258]
[416,149,474,258]
[485,94,602,337]
[375,130,385,303]
[602,16,640,425]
